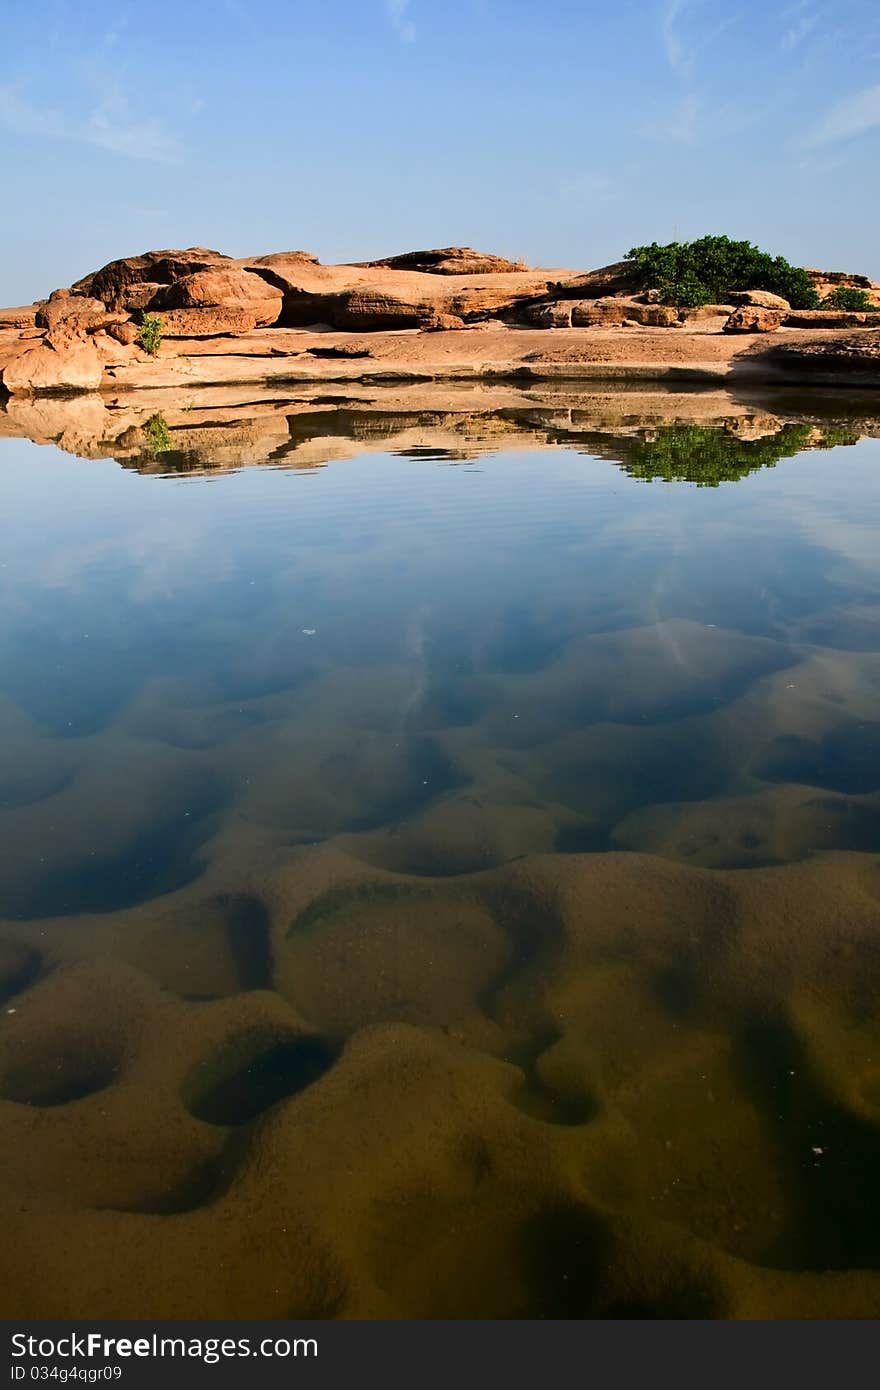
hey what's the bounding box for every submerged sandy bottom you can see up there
[3,639,880,1318]
[1,398,880,1318]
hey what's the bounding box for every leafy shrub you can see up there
[655,274,713,308]
[626,236,820,309]
[136,313,164,355]
[821,286,875,312]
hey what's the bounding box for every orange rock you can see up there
[73,248,232,311]
[364,247,530,275]
[152,268,282,327]
[35,297,109,333]
[723,306,783,333]
[728,289,791,311]
[0,336,104,393]
[156,307,259,337]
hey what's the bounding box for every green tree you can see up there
[625,236,820,309]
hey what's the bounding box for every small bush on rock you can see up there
[136,313,164,355]
[626,236,820,309]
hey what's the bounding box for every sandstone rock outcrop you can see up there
[363,246,530,275]
[525,298,680,328]
[35,296,110,333]
[549,261,641,300]
[728,290,791,311]
[151,268,282,327]
[421,313,467,331]
[805,268,880,307]
[723,306,784,334]
[73,248,232,311]
[108,321,140,346]
[0,306,39,329]
[121,283,166,312]
[155,307,262,338]
[783,309,880,329]
[678,304,736,322]
[764,330,880,381]
[0,335,104,393]
[3,241,880,396]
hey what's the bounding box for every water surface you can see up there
[1,389,880,1318]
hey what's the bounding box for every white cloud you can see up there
[0,81,182,163]
[661,0,691,75]
[807,83,880,146]
[386,0,416,43]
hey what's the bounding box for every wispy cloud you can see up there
[386,0,416,42]
[661,0,692,75]
[807,82,880,146]
[653,1,742,144]
[782,9,820,50]
[0,81,182,163]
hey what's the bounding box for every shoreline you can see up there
[4,324,880,397]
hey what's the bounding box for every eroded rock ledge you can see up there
[2,244,880,395]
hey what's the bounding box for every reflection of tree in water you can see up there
[113,411,867,479]
[616,423,820,486]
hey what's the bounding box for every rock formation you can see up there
[2,243,880,395]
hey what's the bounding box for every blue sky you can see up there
[1,0,879,304]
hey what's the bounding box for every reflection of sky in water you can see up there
[0,427,879,915]
[2,436,879,728]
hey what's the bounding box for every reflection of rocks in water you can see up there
[2,383,879,478]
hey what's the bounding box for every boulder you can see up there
[421,313,467,331]
[728,289,791,311]
[151,268,282,326]
[153,307,259,338]
[364,247,530,275]
[73,248,233,311]
[525,302,573,328]
[723,306,783,334]
[107,321,140,346]
[0,335,103,394]
[572,298,680,327]
[35,296,109,333]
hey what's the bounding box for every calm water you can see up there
[1,392,880,1318]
